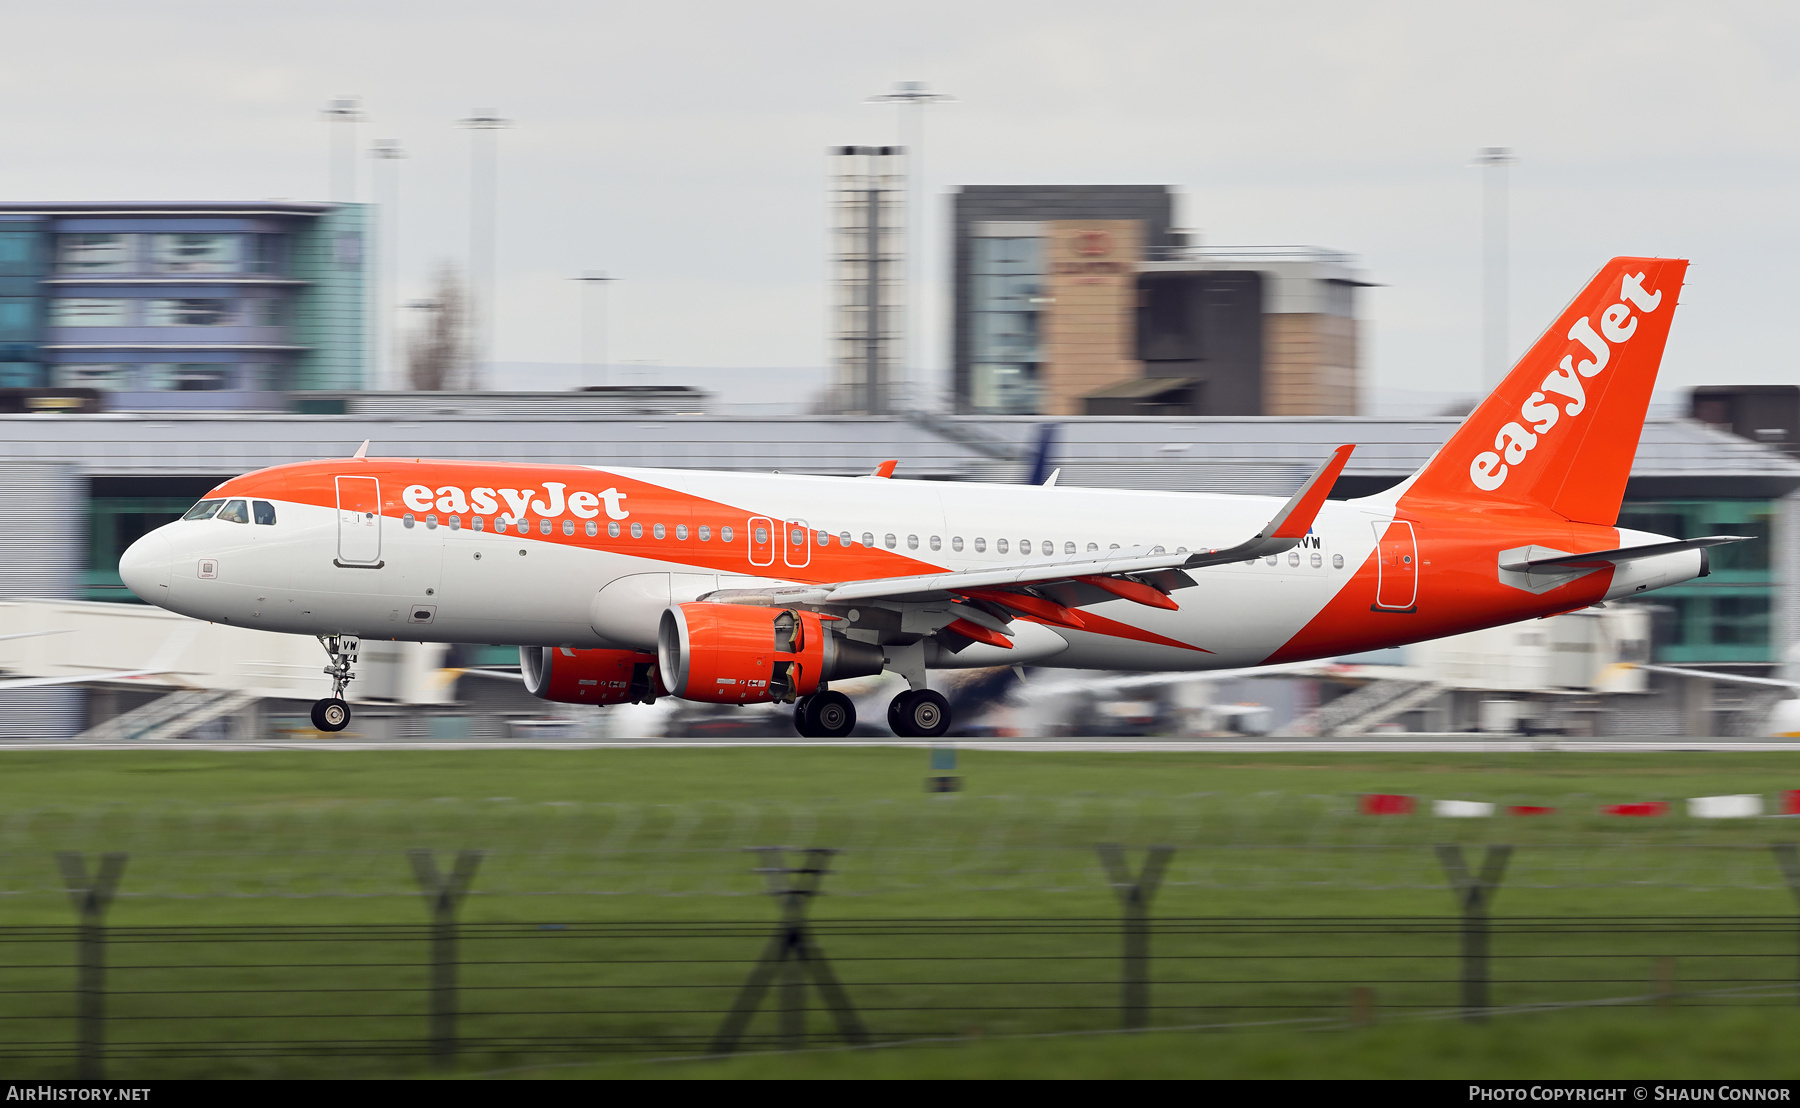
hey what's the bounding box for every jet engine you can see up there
[657,603,885,704]
[519,646,664,705]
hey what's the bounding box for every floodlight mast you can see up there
[1472,146,1516,394]
[572,272,617,391]
[459,113,512,389]
[322,97,365,203]
[865,82,955,412]
[370,139,406,392]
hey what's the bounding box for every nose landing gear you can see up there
[312,634,359,733]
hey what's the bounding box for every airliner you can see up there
[117,257,1741,738]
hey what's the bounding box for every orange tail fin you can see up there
[1403,257,1687,525]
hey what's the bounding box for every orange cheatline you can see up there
[1077,576,1178,611]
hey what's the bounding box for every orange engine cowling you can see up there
[657,603,885,704]
[519,646,664,705]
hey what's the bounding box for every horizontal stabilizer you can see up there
[1500,535,1747,574]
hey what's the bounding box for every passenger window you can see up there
[563,519,575,536]
[996,538,1008,554]
[426,513,438,529]
[1087,543,1098,552]
[1311,552,1322,568]
[217,499,250,524]
[1019,540,1031,555]
[839,531,852,546]
[699,525,711,541]
[754,525,769,544]
[952,536,963,552]
[722,526,735,542]
[1332,554,1344,569]
[884,534,896,550]
[182,499,224,520]
[1064,542,1075,554]
[974,537,986,553]
[929,535,941,551]
[654,524,666,539]
[472,517,485,532]
[631,523,644,539]
[818,531,830,546]
[862,532,874,547]
[540,519,552,535]
[448,516,461,531]
[585,520,597,537]
[1287,552,1300,566]
[252,501,276,526]
[1265,555,1278,566]
[608,522,621,538]
[676,524,688,540]
[907,535,919,550]
[1151,545,1164,554]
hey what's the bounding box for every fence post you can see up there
[1097,844,1174,1030]
[1771,843,1800,1004]
[710,847,867,1055]
[56,852,126,1081]
[1435,844,1511,1022]
[407,849,482,1068]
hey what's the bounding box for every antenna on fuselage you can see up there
[352,440,370,460]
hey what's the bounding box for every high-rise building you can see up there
[0,201,369,409]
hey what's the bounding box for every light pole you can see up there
[458,112,512,389]
[571,272,616,391]
[322,97,364,203]
[370,139,406,391]
[865,81,954,411]
[1473,147,1516,392]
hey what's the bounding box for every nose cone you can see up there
[119,529,173,603]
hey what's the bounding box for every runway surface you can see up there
[3,737,1800,753]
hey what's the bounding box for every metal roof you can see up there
[0,410,1793,498]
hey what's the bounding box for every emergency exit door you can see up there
[336,475,382,566]
[748,516,775,567]
[1372,520,1417,611]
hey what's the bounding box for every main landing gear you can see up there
[793,690,857,738]
[312,634,359,734]
[888,689,951,739]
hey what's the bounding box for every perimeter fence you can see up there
[6,843,1800,1078]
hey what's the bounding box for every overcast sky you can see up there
[4,1,1796,406]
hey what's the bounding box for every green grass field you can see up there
[0,747,1798,1078]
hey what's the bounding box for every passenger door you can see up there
[335,476,382,566]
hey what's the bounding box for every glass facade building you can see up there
[1618,498,1776,663]
[0,202,367,408]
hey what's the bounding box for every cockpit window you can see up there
[217,499,250,524]
[181,499,224,520]
[252,500,276,526]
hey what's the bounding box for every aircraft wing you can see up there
[706,445,1355,610]
[1501,536,1748,573]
